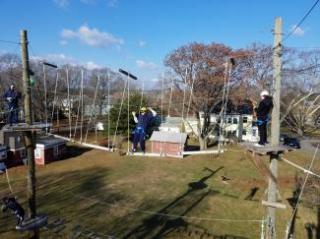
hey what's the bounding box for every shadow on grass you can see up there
[244,187,259,201]
[0,166,124,239]
[185,145,200,151]
[61,145,92,161]
[121,166,247,239]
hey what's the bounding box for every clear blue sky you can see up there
[0,0,319,87]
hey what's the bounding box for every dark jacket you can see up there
[136,113,154,131]
[2,197,25,217]
[255,96,273,120]
[4,89,21,109]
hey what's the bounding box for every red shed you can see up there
[150,131,187,157]
[35,137,67,165]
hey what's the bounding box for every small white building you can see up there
[159,113,259,143]
[159,117,198,135]
[199,112,259,142]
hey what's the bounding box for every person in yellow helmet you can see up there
[131,107,157,153]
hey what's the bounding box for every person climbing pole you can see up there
[253,90,273,147]
[1,196,25,229]
[131,107,157,153]
[3,85,21,126]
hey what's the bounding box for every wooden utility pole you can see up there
[266,17,282,239]
[21,30,39,239]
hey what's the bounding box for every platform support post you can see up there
[21,30,39,239]
[266,17,282,239]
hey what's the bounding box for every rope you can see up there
[73,70,83,139]
[180,68,188,122]
[43,64,48,133]
[107,73,111,149]
[167,76,174,117]
[66,66,72,139]
[285,144,319,239]
[160,74,165,155]
[85,75,100,142]
[127,74,130,153]
[161,73,164,119]
[186,70,196,118]
[282,0,320,43]
[260,217,265,239]
[5,168,13,194]
[80,74,85,142]
[179,68,188,154]
[51,71,59,125]
[217,61,230,153]
[138,80,145,115]
[112,78,128,150]
[280,156,320,178]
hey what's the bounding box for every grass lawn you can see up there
[0,144,318,239]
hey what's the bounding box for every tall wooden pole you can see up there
[127,74,130,153]
[266,17,282,239]
[42,64,48,133]
[21,30,39,239]
[66,66,72,139]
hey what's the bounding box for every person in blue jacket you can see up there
[131,107,157,153]
[254,90,273,146]
[1,196,25,229]
[3,85,21,125]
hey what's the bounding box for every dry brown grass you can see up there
[0,144,318,238]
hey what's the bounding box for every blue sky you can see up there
[0,0,319,87]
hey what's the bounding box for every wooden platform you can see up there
[16,214,48,231]
[127,152,183,159]
[182,149,224,156]
[51,134,115,152]
[242,143,291,155]
[127,149,224,158]
[261,200,287,209]
[3,123,52,132]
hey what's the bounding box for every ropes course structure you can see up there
[2,11,320,237]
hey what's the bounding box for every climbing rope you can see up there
[167,76,174,117]
[138,80,145,115]
[217,60,231,153]
[179,68,188,154]
[73,70,83,140]
[85,75,100,142]
[280,156,320,178]
[5,168,13,194]
[66,66,72,139]
[285,144,319,239]
[51,71,59,125]
[107,73,111,149]
[112,78,128,150]
[127,74,130,153]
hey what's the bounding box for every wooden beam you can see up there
[127,152,183,159]
[5,123,52,132]
[243,142,291,155]
[262,200,286,209]
[182,150,223,155]
[51,134,115,152]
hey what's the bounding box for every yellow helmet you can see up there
[140,107,147,112]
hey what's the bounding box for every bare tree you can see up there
[281,49,320,136]
[165,42,245,149]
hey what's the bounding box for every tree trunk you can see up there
[199,136,208,150]
[297,128,304,137]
